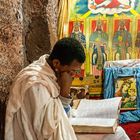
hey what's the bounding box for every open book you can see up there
[69,97,122,134]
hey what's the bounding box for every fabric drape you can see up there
[58,0,70,39]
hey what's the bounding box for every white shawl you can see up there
[5,55,77,140]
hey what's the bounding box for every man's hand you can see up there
[57,72,73,98]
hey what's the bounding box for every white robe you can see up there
[5,55,77,140]
[5,55,130,140]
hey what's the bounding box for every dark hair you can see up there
[49,37,85,65]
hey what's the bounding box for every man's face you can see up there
[58,60,83,77]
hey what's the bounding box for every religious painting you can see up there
[115,77,137,110]
[135,17,140,59]
[89,19,108,75]
[69,20,86,79]
[69,21,86,48]
[88,0,136,15]
[112,18,132,60]
[68,0,140,97]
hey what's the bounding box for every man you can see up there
[5,37,85,140]
[5,37,130,140]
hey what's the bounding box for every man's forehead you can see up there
[70,60,82,66]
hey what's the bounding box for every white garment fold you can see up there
[5,55,77,140]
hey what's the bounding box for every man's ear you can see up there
[52,59,61,69]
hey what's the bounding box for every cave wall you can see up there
[0,0,59,139]
[0,0,24,139]
[23,0,58,63]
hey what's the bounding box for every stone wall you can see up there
[23,0,58,63]
[0,0,58,139]
[0,0,24,139]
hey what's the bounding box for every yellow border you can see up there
[135,15,140,58]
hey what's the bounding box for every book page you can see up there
[75,97,122,119]
[69,118,116,127]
